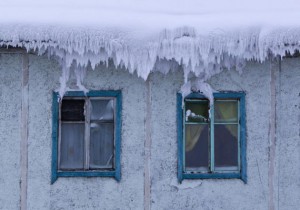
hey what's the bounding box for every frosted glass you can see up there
[60,123,85,170]
[90,99,114,121]
[90,122,114,169]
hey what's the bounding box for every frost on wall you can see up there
[1,24,300,103]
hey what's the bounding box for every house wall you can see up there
[0,53,22,210]
[27,56,146,210]
[0,51,299,210]
[150,61,271,210]
[277,58,300,210]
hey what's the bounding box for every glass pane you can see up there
[215,100,238,123]
[185,124,209,171]
[90,122,114,169]
[185,100,209,123]
[61,99,85,121]
[214,124,238,169]
[90,99,114,121]
[60,123,84,170]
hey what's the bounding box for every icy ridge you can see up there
[1,25,300,101]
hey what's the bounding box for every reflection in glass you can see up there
[90,99,114,121]
[185,124,209,171]
[90,122,114,169]
[60,123,85,170]
[214,124,238,169]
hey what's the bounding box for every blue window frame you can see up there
[177,92,246,183]
[51,90,122,184]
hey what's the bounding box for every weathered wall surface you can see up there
[0,52,299,210]
[0,54,22,210]
[277,58,300,210]
[27,57,146,210]
[150,62,271,210]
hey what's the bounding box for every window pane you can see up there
[185,124,209,171]
[90,99,114,121]
[185,100,209,122]
[214,124,238,169]
[60,123,85,170]
[61,99,85,121]
[215,100,238,123]
[90,122,114,169]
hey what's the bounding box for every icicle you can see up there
[180,81,192,100]
[193,80,215,106]
[74,65,88,94]
[58,62,70,98]
[1,25,300,99]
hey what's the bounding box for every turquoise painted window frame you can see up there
[51,90,122,184]
[177,92,246,183]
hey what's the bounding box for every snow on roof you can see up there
[1,0,300,99]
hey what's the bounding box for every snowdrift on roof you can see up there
[1,0,300,99]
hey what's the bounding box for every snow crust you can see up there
[1,0,300,101]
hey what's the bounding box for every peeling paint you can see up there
[170,178,202,190]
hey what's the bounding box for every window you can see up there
[51,91,122,183]
[177,92,246,183]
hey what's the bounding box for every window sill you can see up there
[181,172,246,183]
[51,171,120,184]
[52,170,120,184]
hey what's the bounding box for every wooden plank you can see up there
[144,78,152,210]
[177,93,183,182]
[240,93,247,183]
[268,57,278,210]
[210,105,215,172]
[51,92,59,184]
[183,172,241,179]
[114,92,122,181]
[20,52,29,210]
[84,99,90,170]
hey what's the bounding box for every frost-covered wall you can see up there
[150,61,272,210]
[27,55,146,210]
[0,53,22,210]
[0,51,299,210]
[276,58,300,209]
